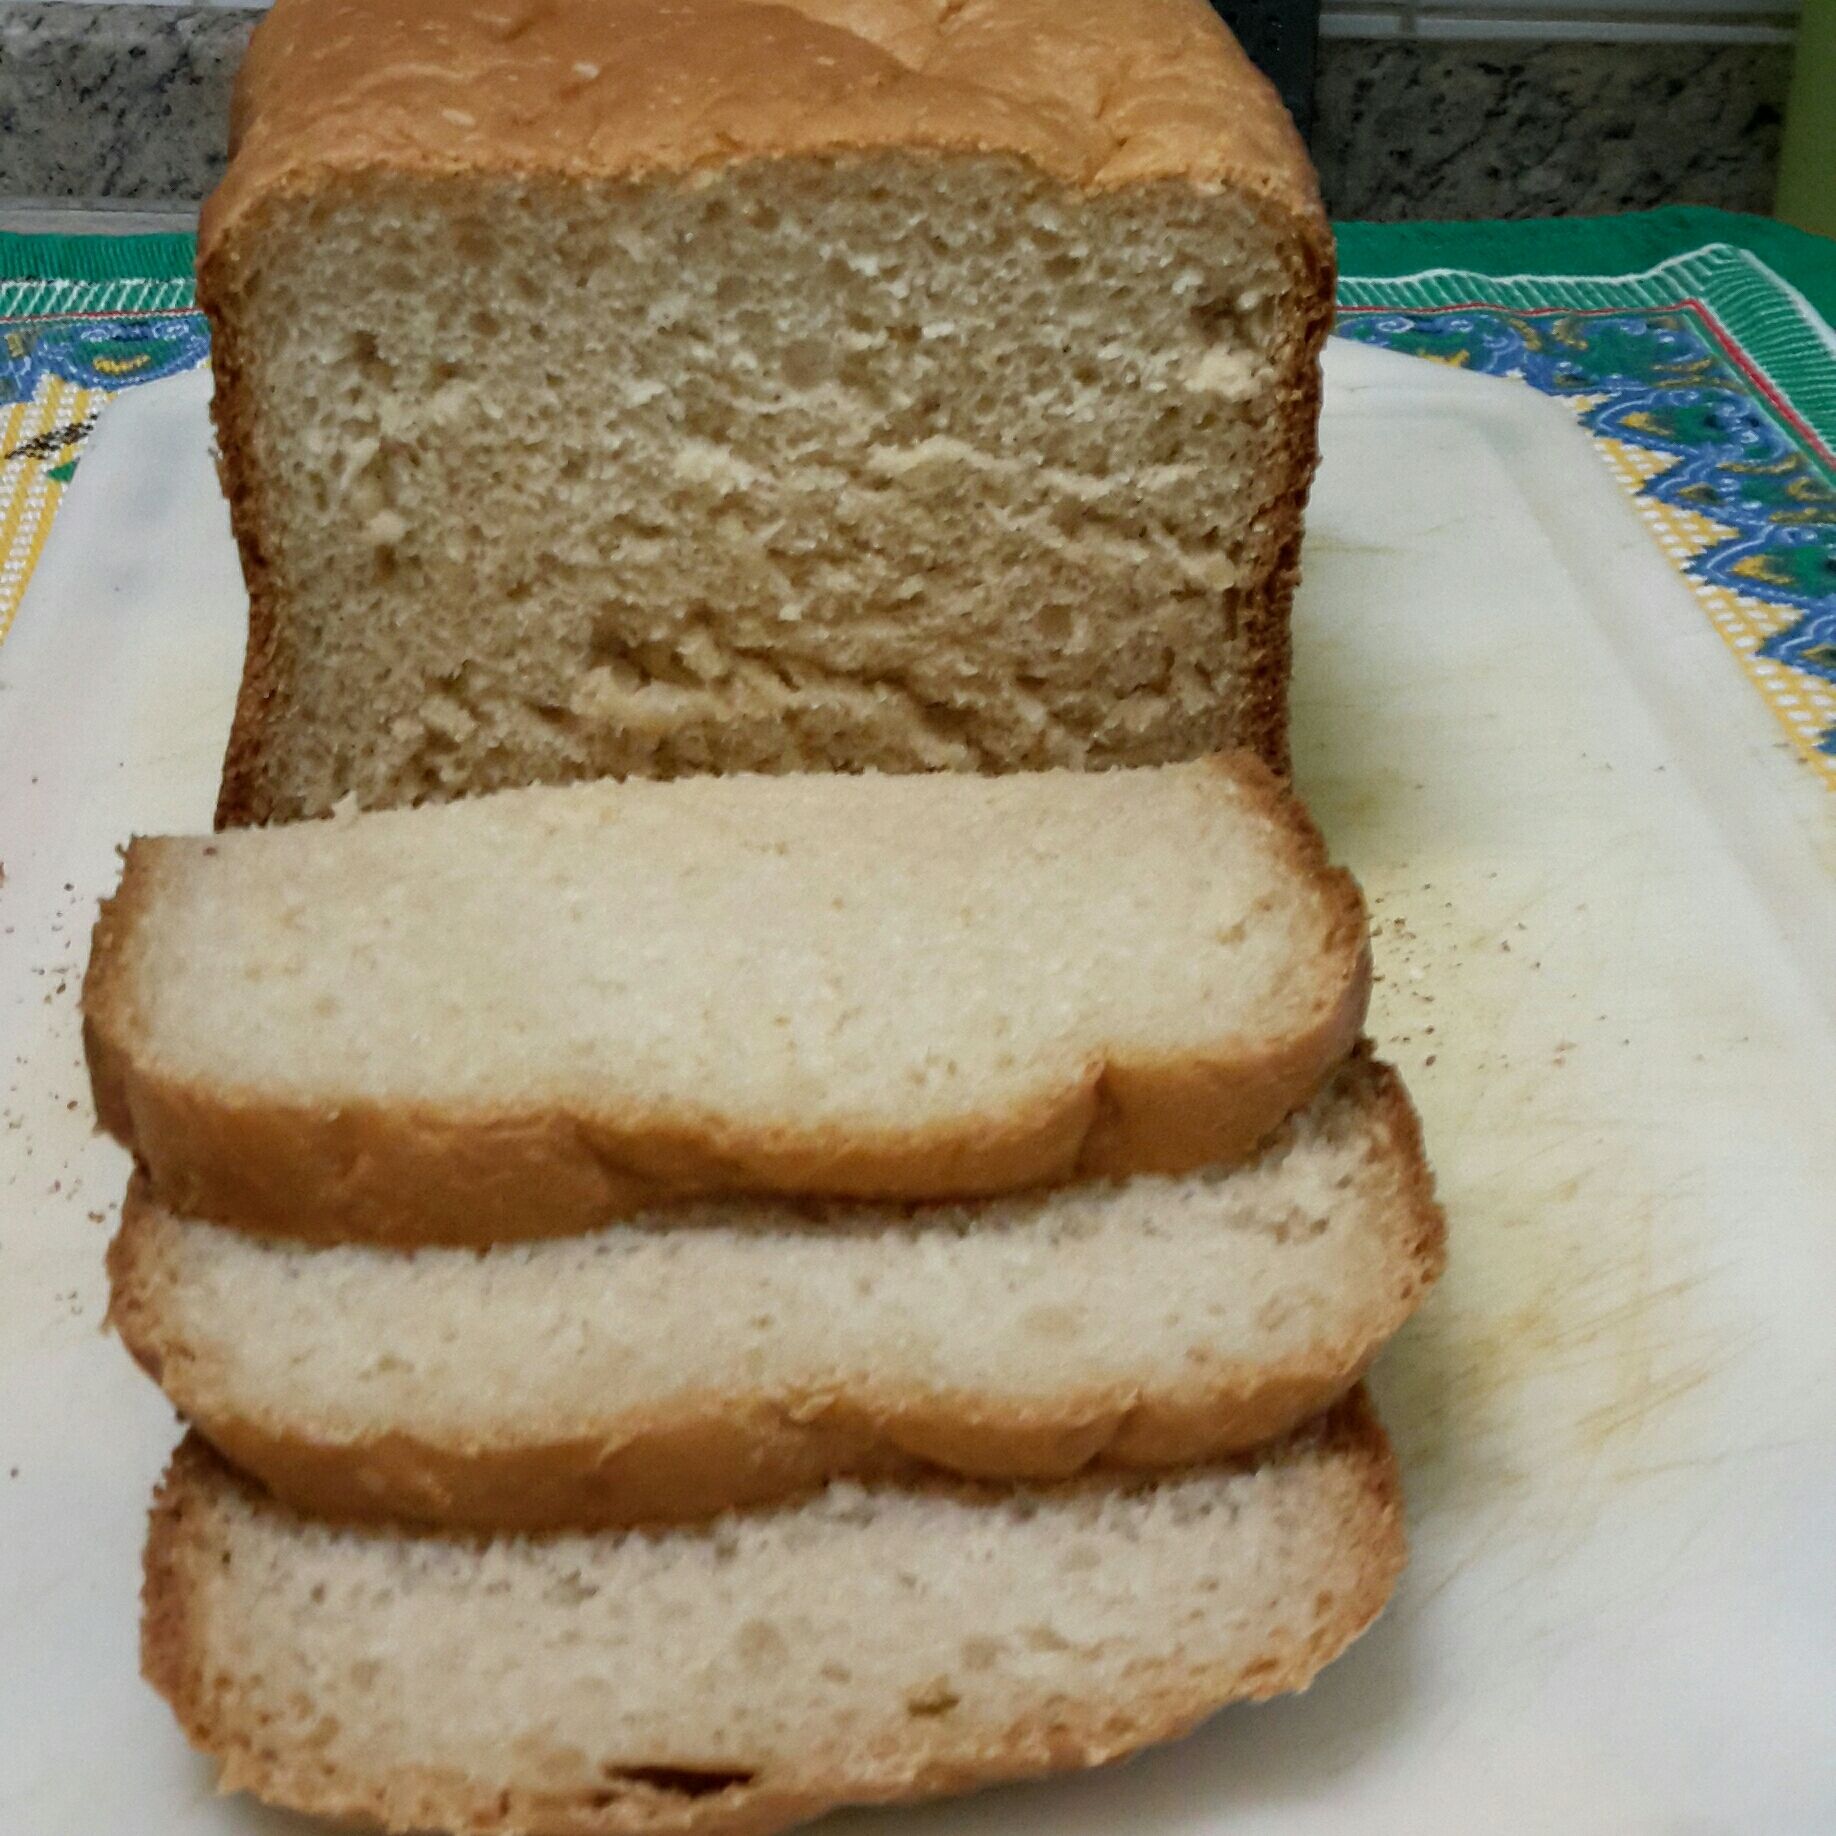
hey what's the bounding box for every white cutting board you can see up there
[1,344,1832,1835]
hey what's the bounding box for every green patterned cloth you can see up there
[1337,210,1836,449]
[1334,209,1836,788]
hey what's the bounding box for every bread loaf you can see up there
[110,1053,1441,1529]
[143,1395,1402,1836]
[201,0,1333,823]
[85,756,1370,1244]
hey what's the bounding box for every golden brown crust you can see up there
[199,0,1325,265]
[206,365,283,834]
[165,1374,1379,1535]
[142,1394,1404,1836]
[94,999,1366,1245]
[1240,229,1336,782]
[200,0,1332,828]
[203,158,297,834]
[90,756,1371,1246]
[81,842,159,1146]
[109,1054,1439,1532]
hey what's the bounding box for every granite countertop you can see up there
[0,4,252,207]
[0,1,1792,221]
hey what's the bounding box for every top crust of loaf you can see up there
[200,0,1327,269]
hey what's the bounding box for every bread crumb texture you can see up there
[86,759,1369,1239]
[109,1052,1443,1527]
[202,0,1331,820]
[143,1396,1402,1836]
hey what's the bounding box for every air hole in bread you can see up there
[604,1766,756,1798]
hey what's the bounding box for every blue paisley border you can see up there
[1336,299,1836,759]
[1338,242,1836,781]
[2,278,209,438]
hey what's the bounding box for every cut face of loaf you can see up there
[202,0,1333,823]
[84,757,1371,1245]
[144,1396,1403,1836]
[109,1052,1443,1531]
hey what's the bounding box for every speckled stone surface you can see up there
[0,3,1793,221]
[0,3,252,204]
[1315,39,1791,221]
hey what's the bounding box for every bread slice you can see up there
[202,0,1332,824]
[85,756,1369,1245]
[143,1395,1403,1836]
[110,1052,1439,1531]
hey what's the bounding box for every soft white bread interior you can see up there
[85,756,1369,1244]
[202,0,1333,823]
[144,1395,1402,1836]
[110,1052,1440,1530]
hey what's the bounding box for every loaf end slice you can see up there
[203,0,1330,822]
[144,1394,1404,1836]
[110,1051,1441,1531]
[86,757,1368,1244]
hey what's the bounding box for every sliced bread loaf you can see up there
[203,0,1332,823]
[144,1395,1402,1836]
[110,1053,1440,1531]
[85,756,1369,1244]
